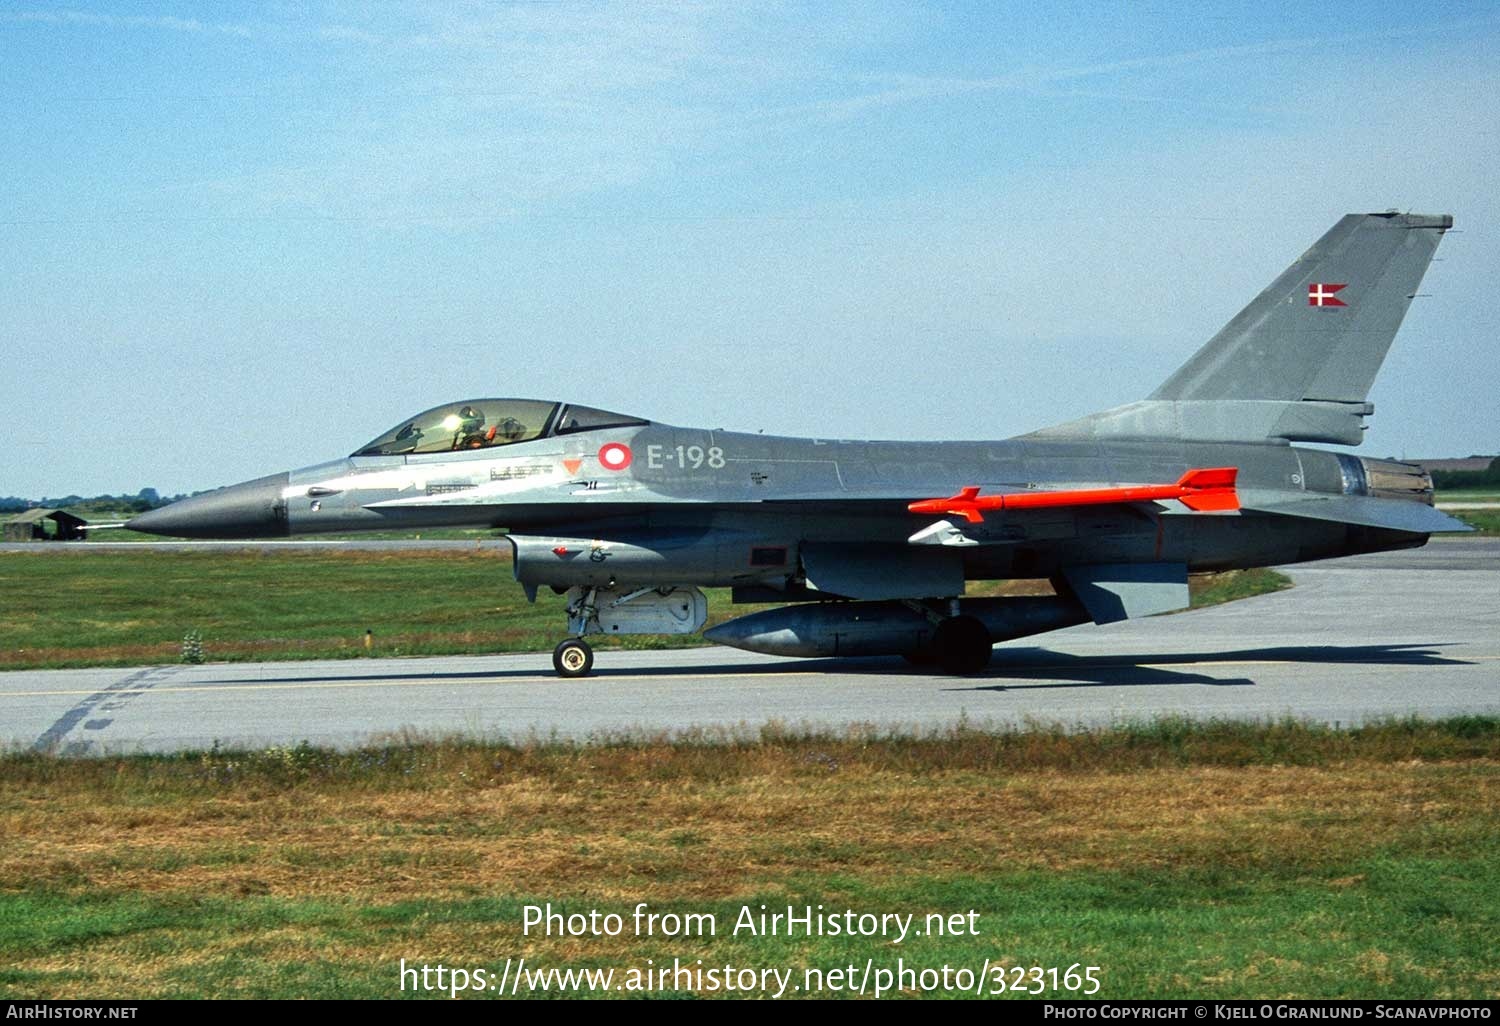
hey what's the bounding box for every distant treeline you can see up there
[0,489,182,515]
[1431,458,1499,490]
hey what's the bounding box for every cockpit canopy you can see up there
[353,400,649,457]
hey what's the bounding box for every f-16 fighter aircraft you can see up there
[128,212,1467,676]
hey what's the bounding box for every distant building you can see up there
[2,508,88,542]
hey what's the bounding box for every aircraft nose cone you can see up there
[126,472,291,538]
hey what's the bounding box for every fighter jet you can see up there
[128,211,1467,676]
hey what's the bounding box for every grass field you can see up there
[80,525,497,543]
[1436,490,1500,502]
[0,548,1289,670]
[1449,510,1500,535]
[1,718,1496,999]
[1433,487,1500,536]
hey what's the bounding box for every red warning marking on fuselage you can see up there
[598,443,633,471]
[562,458,583,475]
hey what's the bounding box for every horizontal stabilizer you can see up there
[908,467,1238,523]
[1060,562,1190,625]
[1244,494,1472,534]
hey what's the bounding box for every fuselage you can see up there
[127,416,1434,592]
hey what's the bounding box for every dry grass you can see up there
[4,749,1495,903]
[3,724,1498,998]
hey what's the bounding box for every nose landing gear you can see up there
[552,637,594,678]
[546,585,710,677]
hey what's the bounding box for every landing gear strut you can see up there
[548,584,710,677]
[552,638,594,678]
[934,615,992,675]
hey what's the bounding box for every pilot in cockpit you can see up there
[449,405,488,449]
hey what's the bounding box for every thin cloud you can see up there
[4,8,256,37]
[764,12,1500,128]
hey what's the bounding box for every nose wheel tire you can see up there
[934,616,992,675]
[552,638,594,678]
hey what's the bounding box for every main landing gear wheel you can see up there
[934,616,992,675]
[552,638,594,678]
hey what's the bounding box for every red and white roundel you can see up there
[597,442,633,471]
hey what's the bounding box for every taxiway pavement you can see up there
[3,539,1495,754]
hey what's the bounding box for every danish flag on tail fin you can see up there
[907,467,1240,524]
[1308,282,1347,307]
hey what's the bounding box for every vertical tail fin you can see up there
[1029,212,1451,445]
[1151,211,1450,404]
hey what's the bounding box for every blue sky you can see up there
[3,1,1497,496]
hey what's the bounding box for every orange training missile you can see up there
[907,467,1240,523]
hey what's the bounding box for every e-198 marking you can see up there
[646,445,726,471]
